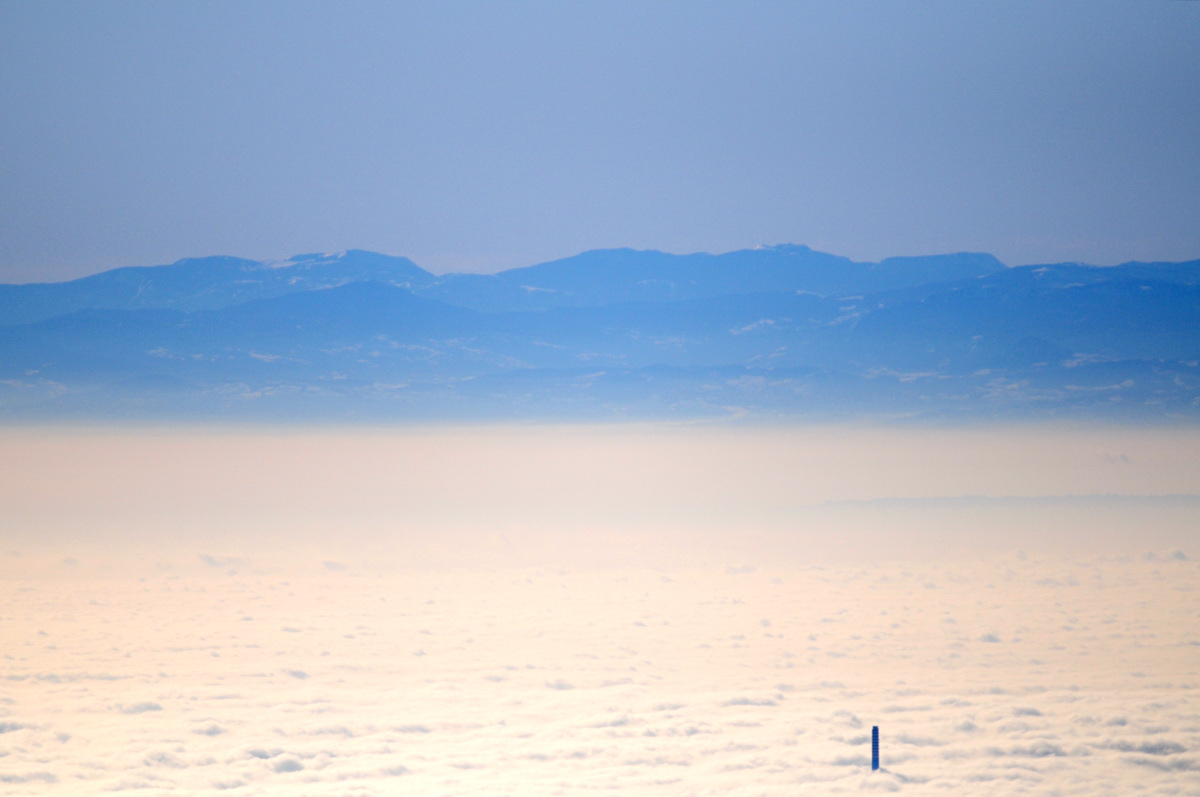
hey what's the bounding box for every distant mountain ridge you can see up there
[0,245,1011,324]
[0,250,434,326]
[418,246,1008,312]
[1,245,1198,421]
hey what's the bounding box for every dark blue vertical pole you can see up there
[871,726,879,770]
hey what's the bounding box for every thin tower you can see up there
[871,726,879,771]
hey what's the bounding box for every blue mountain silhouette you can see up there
[1,246,1197,420]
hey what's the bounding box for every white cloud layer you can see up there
[1,554,1196,795]
[0,426,1197,794]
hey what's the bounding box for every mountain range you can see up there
[1,245,1197,421]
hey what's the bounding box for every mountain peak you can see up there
[751,243,814,254]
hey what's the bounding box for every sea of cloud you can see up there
[2,554,1196,795]
[0,426,1197,794]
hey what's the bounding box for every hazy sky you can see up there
[2,1,1198,282]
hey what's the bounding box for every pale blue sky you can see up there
[1,1,1197,282]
